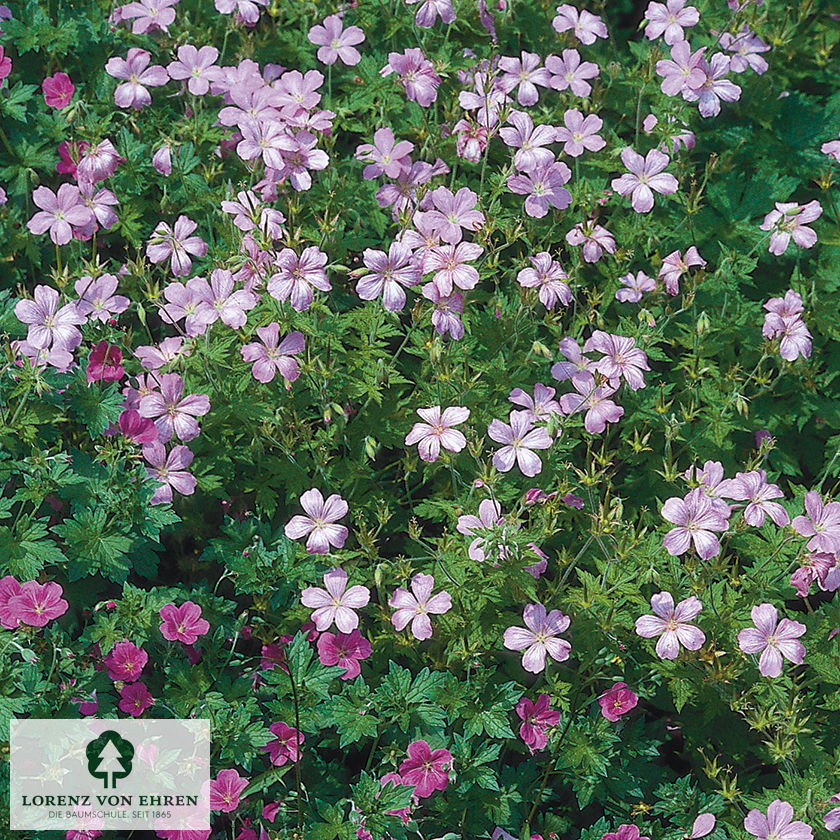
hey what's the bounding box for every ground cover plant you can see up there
[2,0,840,838]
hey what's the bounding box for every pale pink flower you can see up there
[792,491,840,553]
[146,215,207,277]
[300,568,370,632]
[407,0,455,28]
[509,384,562,423]
[552,5,608,44]
[516,252,571,310]
[659,247,705,295]
[744,801,813,840]
[546,49,600,97]
[381,48,440,108]
[355,127,413,179]
[508,161,572,218]
[356,242,420,311]
[456,499,507,562]
[425,242,483,295]
[644,0,699,45]
[737,603,805,678]
[27,184,95,245]
[503,603,572,673]
[405,406,470,462]
[105,48,169,110]
[725,471,789,527]
[268,246,331,312]
[635,592,705,659]
[497,51,550,107]
[555,109,605,157]
[308,14,365,66]
[565,220,615,262]
[142,442,197,504]
[616,271,656,303]
[215,0,266,25]
[488,410,553,477]
[611,147,678,214]
[720,26,770,74]
[422,283,464,339]
[499,110,557,172]
[583,331,650,390]
[15,284,86,350]
[240,326,305,384]
[118,0,178,33]
[138,373,210,442]
[760,201,822,256]
[656,41,706,97]
[286,490,349,555]
[558,373,624,434]
[418,186,484,244]
[661,487,729,559]
[389,573,452,640]
[167,45,222,95]
[683,54,741,118]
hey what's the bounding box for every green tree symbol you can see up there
[86,731,134,789]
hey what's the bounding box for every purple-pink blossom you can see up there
[285,489,349,555]
[552,5,608,44]
[146,216,207,277]
[27,184,95,245]
[559,373,624,434]
[508,161,572,218]
[240,326,305,384]
[516,694,561,751]
[356,242,420,311]
[138,373,210,442]
[517,252,572,310]
[635,592,705,659]
[143,442,197,504]
[611,147,678,214]
[546,49,600,97]
[737,603,805,678]
[644,0,699,45]
[661,487,730,559]
[160,601,210,644]
[389,573,452,640]
[308,14,365,66]
[760,201,822,256]
[405,405,470,462]
[555,108,605,157]
[488,410,553,476]
[744,801,813,840]
[300,568,370,632]
[503,603,572,673]
[105,48,169,110]
[598,682,639,721]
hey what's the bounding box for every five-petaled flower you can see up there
[635,592,705,660]
[300,568,370,632]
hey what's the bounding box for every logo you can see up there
[86,730,134,789]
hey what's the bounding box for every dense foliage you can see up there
[2,0,840,838]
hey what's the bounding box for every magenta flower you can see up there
[744,801,813,840]
[240,326,305,384]
[356,242,420,311]
[146,216,208,277]
[139,373,210,442]
[656,41,706,96]
[517,252,572,310]
[118,409,158,444]
[611,147,678,214]
[546,49,600,97]
[559,373,624,434]
[792,491,840,553]
[0,576,21,629]
[317,630,371,679]
[9,580,69,627]
[405,405,470,462]
[268,246,331,312]
[644,0,699,45]
[104,640,148,682]
[389,573,452,640]
[0,45,10,80]
[552,5,608,43]
[381,48,440,107]
[142,442,197,505]
[555,109,605,157]
[119,682,154,716]
[419,186,485,244]
[27,184,95,245]
[262,722,304,766]
[508,161,572,218]
[407,0,455,28]
[167,45,222,95]
[504,603,572,673]
[398,740,453,798]
[584,331,650,390]
[760,201,822,256]
[616,271,656,303]
[42,72,75,108]
[683,54,741,118]
[308,14,365,65]
[105,48,169,110]
[160,601,210,644]
[499,111,557,172]
[456,499,507,562]
[726,471,789,527]
[566,220,616,262]
[15,284,86,351]
[86,342,124,385]
[300,568,370,632]
[285,489,349,555]
[659,247,706,295]
[425,242,483,295]
[635,592,705,659]
[516,694,561,751]
[488,410,553,477]
[737,603,805,678]
[661,487,730,559]
[603,826,650,840]
[355,127,413,180]
[209,769,249,813]
[598,682,639,721]
[498,51,550,107]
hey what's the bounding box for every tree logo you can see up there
[86,731,134,789]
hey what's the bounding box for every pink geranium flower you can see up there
[209,769,249,813]
[15,284,86,351]
[317,630,371,679]
[488,410,553,477]
[0,576,21,629]
[405,405,470,462]
[584,331,650,390]
[104,640,148,682]
[509,384,562,423]
[407,0,455,28]
[598,682,639,721]
[720,26,770,74]
[499,110,555,173]
[146,215,207,277]
[644,0,699,45]
[381,48,440,107]
[86,342,124,385]
[268,246,330,312]
[215,0,266,26]
[119,682,154,716]
[611,147,678,214]
[142,442,197,505]
[498,51,550,107]
[285,489,349,555]
[9,580,69,627]
[118,409,158,444]
[516,694,561,751]
[105,48,169,110]
[389,573,452,640]
[262,722,304,765]
[683,54,741,118]
[559,373,624,434]
[42,72,75,108]
[760,201,822,256]
[356,242,420,311]
[737,603,806,678]
[355,127,413,179]
[659,247,706,295]
[546,49,600,97]
[691,815,717,838]
[661,487,730,559]
[167,45,222,95]
[398,740,453,798]
[300,569,370,633]
[27,184,95,246]
[456,499,508,562]
[555,109,605,157]
[418,186,485,244]
[635,592,705,659]
[75,274,130,322]
[616,271,656,303]
[656,41,706,96]
[240,326,305,384]
[508,161,572,218]
[552,5,608,43]
[517,252,572,310]
[425,242,483,295]
[308,14,365,65]
[725,471,789,527]
[603,826,650,840]
[0,45,10,80]
[119,0,178,33]
[503,603,572,673]
[744,801,813,840]
[792,491,840,553]
[138,373,210,442]
[566,220,616,262]
[160,601,210,644]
